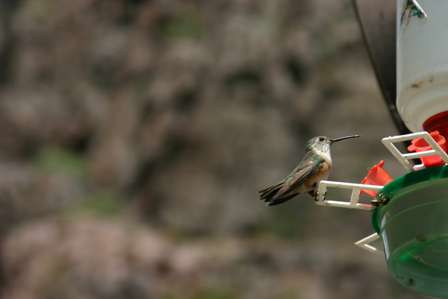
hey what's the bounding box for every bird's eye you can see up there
[319,137,325,141]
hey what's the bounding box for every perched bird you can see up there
[259,135,360,206]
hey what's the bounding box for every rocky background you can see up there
[0,0,425,298]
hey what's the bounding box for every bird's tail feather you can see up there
[258,182,298,206]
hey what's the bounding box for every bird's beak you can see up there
[330,134,360,144]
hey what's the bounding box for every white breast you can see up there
[313,147,332,165]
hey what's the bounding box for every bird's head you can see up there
[306,135,360,153]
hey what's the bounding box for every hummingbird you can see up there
[259,134,360,206]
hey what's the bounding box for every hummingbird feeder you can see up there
[318,0,448,297]
[316,130,448,298]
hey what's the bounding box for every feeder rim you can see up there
[372,165,448,233]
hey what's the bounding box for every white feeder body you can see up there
[397,0,448,132]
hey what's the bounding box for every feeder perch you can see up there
[408,130,447,167]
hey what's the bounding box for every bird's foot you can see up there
[313,190,326,202]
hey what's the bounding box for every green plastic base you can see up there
[373,166,448,298]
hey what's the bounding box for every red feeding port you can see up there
[423,111,448,140]
[408,130,447,167]
[361,160,393,198]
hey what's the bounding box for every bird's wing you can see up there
[274,151,322,198]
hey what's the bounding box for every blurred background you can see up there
[0,0,425,298]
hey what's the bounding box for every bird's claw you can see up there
[314,191,326,202]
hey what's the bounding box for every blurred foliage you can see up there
[68,191,127,218]
[160,8,205,40]
[33,146,87,178]
[262,207,305,240]
[192,289,236,299]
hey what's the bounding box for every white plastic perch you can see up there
[382,131,448,171]
[315,180,382,211]
[354,233,382,254]
[315,180,383,254]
